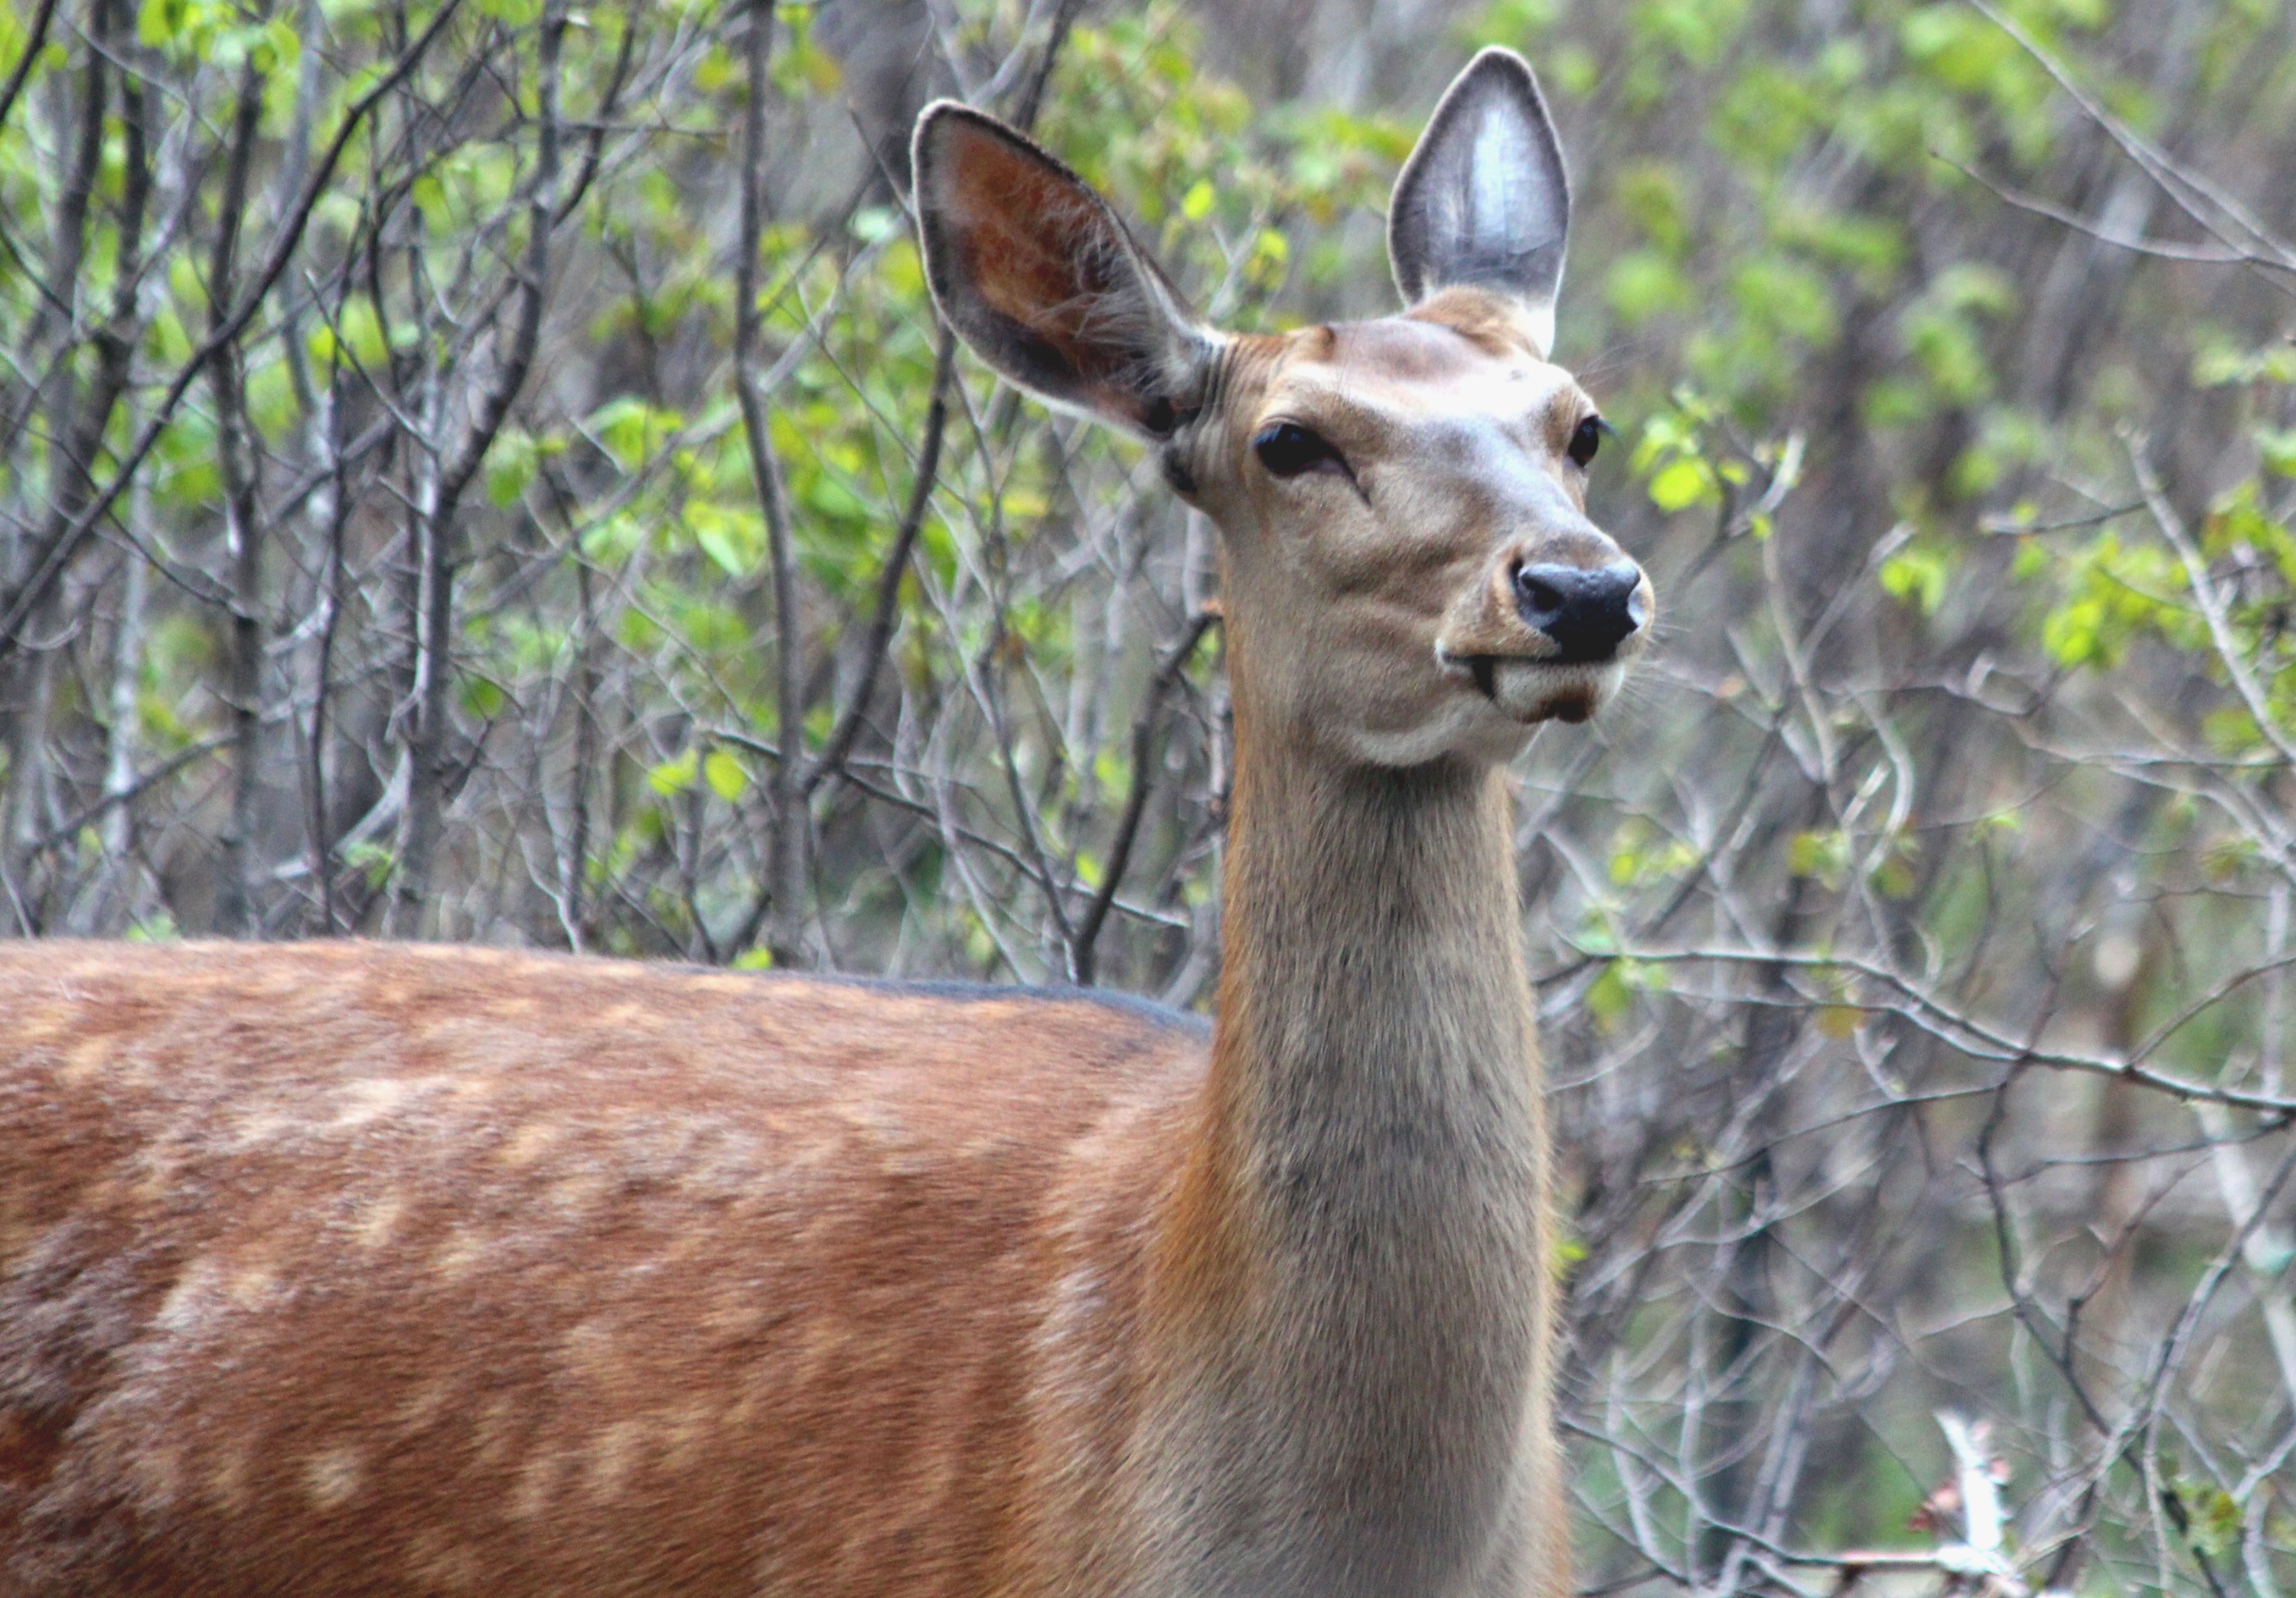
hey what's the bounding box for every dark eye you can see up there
[1568,416,1606,468]
[1254,422,1345,478]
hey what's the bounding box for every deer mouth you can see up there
[1438,648,1623,725]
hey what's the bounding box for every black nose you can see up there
[1513,561,1645,663]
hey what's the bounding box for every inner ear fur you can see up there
[1388,47,1571,358]
[912,103,1213,439]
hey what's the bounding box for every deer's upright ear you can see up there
[1388,48,1570,358]
[912,103,1216,439]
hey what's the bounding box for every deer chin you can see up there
[1440,651,1630,726]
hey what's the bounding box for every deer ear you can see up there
[1388,48,1570,358]
[912,102,1216,440]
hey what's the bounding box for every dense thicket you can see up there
[4,0,2295,1588]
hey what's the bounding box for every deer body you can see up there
[0,761,1549,1598]
[2,48,1642,1597]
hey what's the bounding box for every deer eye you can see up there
[1567,416,1606,469]
[1253,422,1345,478]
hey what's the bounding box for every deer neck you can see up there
[1205,715,1542,1195]
[1137,632,1552,1590]
[1193,682,1550,1296]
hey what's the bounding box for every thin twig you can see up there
[806,331,959,798]
[1071,608,1218,985]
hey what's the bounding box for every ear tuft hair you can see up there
[912,103,1216,439]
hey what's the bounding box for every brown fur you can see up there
[2,943,1202,1595]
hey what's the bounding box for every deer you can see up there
[0,46,1650,1598]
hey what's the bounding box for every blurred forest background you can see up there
[4,0,2296,1588]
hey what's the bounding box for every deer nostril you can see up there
[1513,560,1645,664]
[1514,567,1566,618]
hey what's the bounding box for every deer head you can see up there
[913,47,1652,770]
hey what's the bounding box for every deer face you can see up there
[914,48,1652,769]
[1180,297,1647,765]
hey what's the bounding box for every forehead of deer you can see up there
[1244,308,1580,432]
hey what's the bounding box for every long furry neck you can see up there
[1141,683,1552,1594]
[1208,739,1540,1185]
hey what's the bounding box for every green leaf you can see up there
[459,674,507,719]
[486,430,539,508]
[2257,426,2296,478]
[1586,962,1632,1032]
[2042,596,2108,667]
[1247,228,1290,289]
[694,523,746,576]
[1649,458,1714,513]
[648,748,700,796]
[1788,829,1848,884]
[137,0,187,47]
[2175,1480,2241,1559]
[2197,341,2296,387]
[581,512,644,566]
[1870,837,1919,899]
[1879,546,1949,616]
[703,749,748,802]
[409,173,449,233]
[344,840,394,891]
[589,396,681,471]
[125,910,183,942]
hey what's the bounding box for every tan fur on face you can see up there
[1164,287,1652,765]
